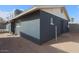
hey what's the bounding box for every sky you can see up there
[0,5,32,21]
[65,5,79,23]
[0,5,78,23]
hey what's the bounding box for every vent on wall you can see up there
[50,17,54,25]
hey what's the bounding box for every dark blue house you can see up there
[10,6,70,44]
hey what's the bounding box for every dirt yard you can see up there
[0,32,79,53]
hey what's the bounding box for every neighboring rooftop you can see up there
[0,17,6,23]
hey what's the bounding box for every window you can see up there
[50,17,54,25]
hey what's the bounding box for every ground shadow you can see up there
[43,32,79,45]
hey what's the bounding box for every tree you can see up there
[14,9,23,16]
[0,17,3,21]
[6,9,23,20]
[71,18,74,22]
[0,17,5,23]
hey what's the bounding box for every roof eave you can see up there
[10,7,40,22]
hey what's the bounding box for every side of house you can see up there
[17,10,41,44]
[0,23,6,29]
[10,6,69,44]
[40,10,69,44]
[0,18,6,32]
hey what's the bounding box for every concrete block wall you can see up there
[69,24,79,32]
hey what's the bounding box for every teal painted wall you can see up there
[20,19,40,39]
[15,11,40,39]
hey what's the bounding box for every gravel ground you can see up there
[0,32,79,53]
